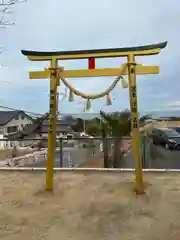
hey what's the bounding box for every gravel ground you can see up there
[0,171,180,239]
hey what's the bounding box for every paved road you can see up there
[27,146,100,168]
[122,143,180,169]
[149,145,180,169]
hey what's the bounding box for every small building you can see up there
[6,115,76,144]
[0,110,33,136]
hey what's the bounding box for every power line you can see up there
[0,104,84,116]
[0,104,127,118]
[0,105,44,117]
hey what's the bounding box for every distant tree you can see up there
[86,109,131,167]
[139,114,152,122]
[86,118,101,136]
[72,118,84,132]
[168,116,180,121]
[100,109,131,168]
[100,109,131,136]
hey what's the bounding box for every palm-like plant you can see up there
[86,118,101,136]
[100,109,131,168]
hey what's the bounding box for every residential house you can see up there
[0,110,33,136]
[6,114,76,142]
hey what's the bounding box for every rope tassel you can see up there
[68,89,74,102]
[86,99,91,111]
[121,78,128,88]
[106,94,112,105]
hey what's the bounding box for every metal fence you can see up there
[140,134,180,170]
[0,138,48,167]
[58,137,102,167]
[96,134,180,170]
[121,134,180,170]
[0,136,131,168]
[0,137,102,168]
[0,134,178,169]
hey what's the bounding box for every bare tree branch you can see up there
[0,0,27,55]
[0,0,27,27]
[0,46,6,54]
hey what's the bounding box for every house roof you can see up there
[42,119,75,126]
[0,110,32,126]
[40,124,72,133]
[6,119,74,140]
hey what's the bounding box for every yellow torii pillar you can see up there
[21,41,167,193]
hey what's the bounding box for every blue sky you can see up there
[0,0,179,115]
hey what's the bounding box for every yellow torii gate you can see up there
[21,41,167,194]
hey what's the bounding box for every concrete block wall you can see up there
[5,149,47,167]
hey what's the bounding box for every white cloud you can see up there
[167,101,180,106]
[142,93,169,99]
[153,107,180,111]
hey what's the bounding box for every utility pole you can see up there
[83,101,86,133]
[56,92,59,116]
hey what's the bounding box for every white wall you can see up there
[0,126,4,134]
[0,134,10,149]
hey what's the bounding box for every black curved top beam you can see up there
[21,41,167,58]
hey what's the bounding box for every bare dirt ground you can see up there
[79,154,104,167]
[0,171,180,240]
